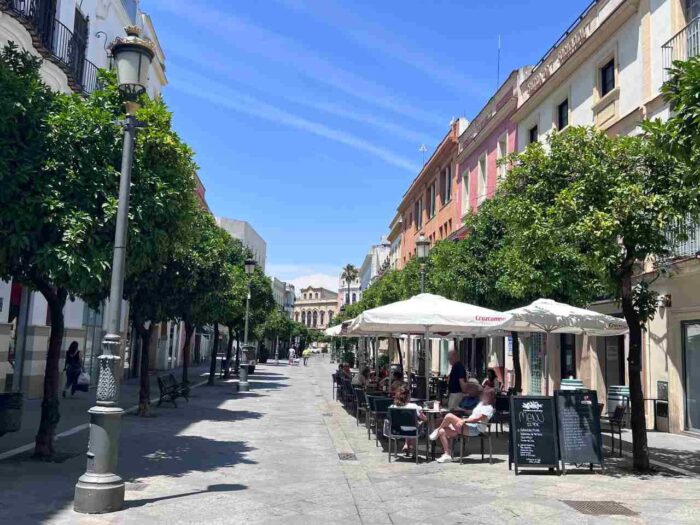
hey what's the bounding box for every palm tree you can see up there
[341,264,359,309]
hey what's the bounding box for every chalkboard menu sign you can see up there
[509,396,560,474]
[554,390,604,472]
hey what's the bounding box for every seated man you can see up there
[352,366,370,387]
[429,388,496,463]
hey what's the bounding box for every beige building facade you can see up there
[293,287,338,330]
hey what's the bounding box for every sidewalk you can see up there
[0,362,212,457]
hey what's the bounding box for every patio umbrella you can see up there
[349,294,512,397]
[504,298,628,394]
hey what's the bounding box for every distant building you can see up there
[216,217,267,271]
[338,274,361,310]
[284,283,296,319]
[293,287,338,329]
[359,238,391,292]
[386,213,403,270]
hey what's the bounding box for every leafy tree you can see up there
[0,51,147,458]
[501,126,695,471]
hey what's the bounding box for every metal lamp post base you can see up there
[239,365,250,391]
[74,405,125,513]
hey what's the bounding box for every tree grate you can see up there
[562,501,638,516]
[338,452,357,461]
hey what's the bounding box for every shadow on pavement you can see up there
[123,483,247,509]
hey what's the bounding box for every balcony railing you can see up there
[667,218,700,258]
[3,0,100,95]
[662,16,700,81]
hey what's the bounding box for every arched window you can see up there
[352,293,356,304]
[312,311,318,327]
[295,312,299,322]
[328,311,333,325]
[301,311,306,325]
[320,311,325,326]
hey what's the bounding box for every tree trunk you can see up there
[207,323,220,386]
[620,266,650,471]
[511,331,522,393]
[182,320,195,385]
[136,322,154,417]
[33,286,67,459]
[131,320,140,379]
[223,324,234,379]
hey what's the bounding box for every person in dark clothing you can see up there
[447,349,467,409]
[63,341,82,398]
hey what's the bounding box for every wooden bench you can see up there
[157,374,189,407]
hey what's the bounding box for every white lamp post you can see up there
[74,26,154,515]
[416,233,430,293]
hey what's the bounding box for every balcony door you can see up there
[33,0,57,50]
[688,0,700,20]
[70,8,88,85]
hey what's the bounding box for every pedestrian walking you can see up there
[62,341,83,398]
[302,348,311,366]
[288,347,296,365]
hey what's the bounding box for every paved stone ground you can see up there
[0,357,699,524]
[0,363,212,456]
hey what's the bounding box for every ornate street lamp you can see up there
[416,233,430,293]
[74,26,154,515]
[239,258,257,392]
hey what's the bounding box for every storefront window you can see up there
[560,334,576,380]
[683,321,700,431]
[529,334,544,394]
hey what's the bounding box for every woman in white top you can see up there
[429,388,496,463]
[390,385,427,457]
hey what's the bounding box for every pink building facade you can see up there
[452,69,530,238]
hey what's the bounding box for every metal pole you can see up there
[239,282,251,391]
[75,113,138,514]
[420,263,425,294]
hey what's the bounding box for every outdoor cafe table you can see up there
[422,407,448,461]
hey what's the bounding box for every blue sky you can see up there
[146,0,592,291]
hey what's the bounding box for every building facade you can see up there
[359,238,391,292]
[0,0,168,395]
[398,118,467,268]
[216,217,267,271]
[507,0,697,434]
[453,69,528,236]
[386,213,403,270]
[338,275,361,310]
[294,287,338,330]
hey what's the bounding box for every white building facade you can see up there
[359,238,391,292]
[216,217,267,272]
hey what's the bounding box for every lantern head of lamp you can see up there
[416,233,430,261]
[244,258,257,276]
[110,26,155,104]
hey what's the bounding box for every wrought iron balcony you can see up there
[662,16,700,81]
[3,0,100,95]
[667,218,700,259]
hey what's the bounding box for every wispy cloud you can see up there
[275,0,488,98]
[170,69,419,172]
[166,46,432,145]
[267,263,340,292]
[149,0,443,126]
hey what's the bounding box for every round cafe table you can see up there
[422,407,448,461]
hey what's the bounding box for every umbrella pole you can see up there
[544,331,550,396]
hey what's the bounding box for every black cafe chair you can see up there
[353,386,368,425]
[458,421,493,464]
[601,404,626,457]
[384,408,420,464]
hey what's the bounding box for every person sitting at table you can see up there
[482,368,499,390]
[352,366,370,387]
[389,370,405,394]
[446,349,468,410]
[338,363,352,380]
[429,387,496,463]
[456,378,482,412]
[391,385,427,457]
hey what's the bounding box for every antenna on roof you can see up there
[419,144,428,165]
[497,34,502,89]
